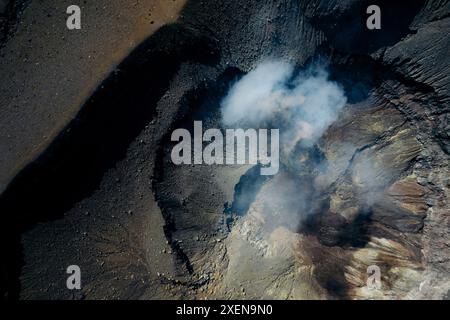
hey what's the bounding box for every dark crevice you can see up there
[229,165,271,217]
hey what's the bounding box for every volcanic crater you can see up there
[0,0,449,300]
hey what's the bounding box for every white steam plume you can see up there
[219,60,348,236]
[221,61,347,154]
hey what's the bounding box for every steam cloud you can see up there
[220,60,348,233]
[221,61,347,154]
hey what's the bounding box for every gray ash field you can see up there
[0,0,449,300]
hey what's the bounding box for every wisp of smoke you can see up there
[221,60,347,154]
